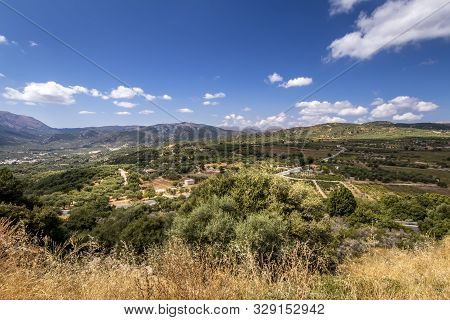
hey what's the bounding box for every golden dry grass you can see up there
[0,220,448,300]
[330,238,450,299]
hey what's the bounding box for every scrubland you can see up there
[1,220,448,300]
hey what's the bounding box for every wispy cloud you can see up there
[139,109,154,115]
[267,72,283,83]
[79,110,96,115]
[115,111,131,115]
[177,107,193,113]
[328,0,450,60]
[0,34,8,44]
[203,92,226,100]
[203,101,219,106]
[329,0,367,16]
[113,101,137,109]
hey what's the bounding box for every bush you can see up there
[120,214,172,253]
[420,204,450,240]
[235,211,288,262]
[0,168,26,206]
[327,186,356,217]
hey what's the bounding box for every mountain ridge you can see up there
[0,110,449,149]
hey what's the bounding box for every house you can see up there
[184,178,195,186]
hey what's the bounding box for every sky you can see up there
[0,0,449,129]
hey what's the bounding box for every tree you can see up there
[0,168,25,205]
[327,186,356,216]
[420,204,449,240]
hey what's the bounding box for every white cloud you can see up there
[243,107,252,112]
[0,73,5,78]
[79,110,96,115]
[177,108,193,113]
[139,109,154,115]
[115,111,131,115]
[29,41,38,47]
[109,85,143,99]
[296,100,368,117]
[371,96,439,118]
[203,92,226,100]
[280,77,313,88]
[328,0,450,60]
[88,89,108,99]
[2,81,92,105]
[329,0,366,15]
[371,97,385,106]
[143,93,156,101]
[298,115,347,126]
[113,101,137,109]
[221,113,252,127]
[0,35,8,44]
[159,94,172,101]
[393,112,423,121]
[255,112,287,128]
[203,101,219,106]
[267,72,283,83]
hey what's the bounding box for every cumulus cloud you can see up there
[243,107,252,112]
[143,93,156,101]
[329,0,366,15]
[29,41,38,47]
[296,100,368,117]
[298,115,347,126]
[203,92,226,100]
[203,101,219,106]
[328,0,450,60]
[2,81,94,105]
[279,77,313,88]
[115,111,131,115]
[79,110,96,115]
[109,85,144,99]
[113,101,137,109]
[371,96,439,118]
[221,113,251,127]
[393,112,423,121]
[0,73,5,78]
[255,112,287,128]
[267,72,283,83]
[0,35,8,44]
[139,109,154,115]
[177,108,193,113]
[159,94,172,100]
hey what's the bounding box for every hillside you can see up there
[0,111,234,149]
[1,111,449,150]
[267,122,450,141]
[0,111,57,145]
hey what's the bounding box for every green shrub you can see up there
[235,211,288,261]
[327,186,356,217]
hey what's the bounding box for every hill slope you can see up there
[0,111,234,149]
[266,122,450,141]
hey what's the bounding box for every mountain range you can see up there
[0,110,449,150]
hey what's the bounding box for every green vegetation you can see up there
[327,186,357,217]
[0,129,449,300]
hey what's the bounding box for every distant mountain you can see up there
[0,111,449,150]
[0,111,58,145]
[0,111,234,149]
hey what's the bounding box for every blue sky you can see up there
[0,0,449,128]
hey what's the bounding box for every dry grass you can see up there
[0,219,448,300]
[328,238,450,299]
